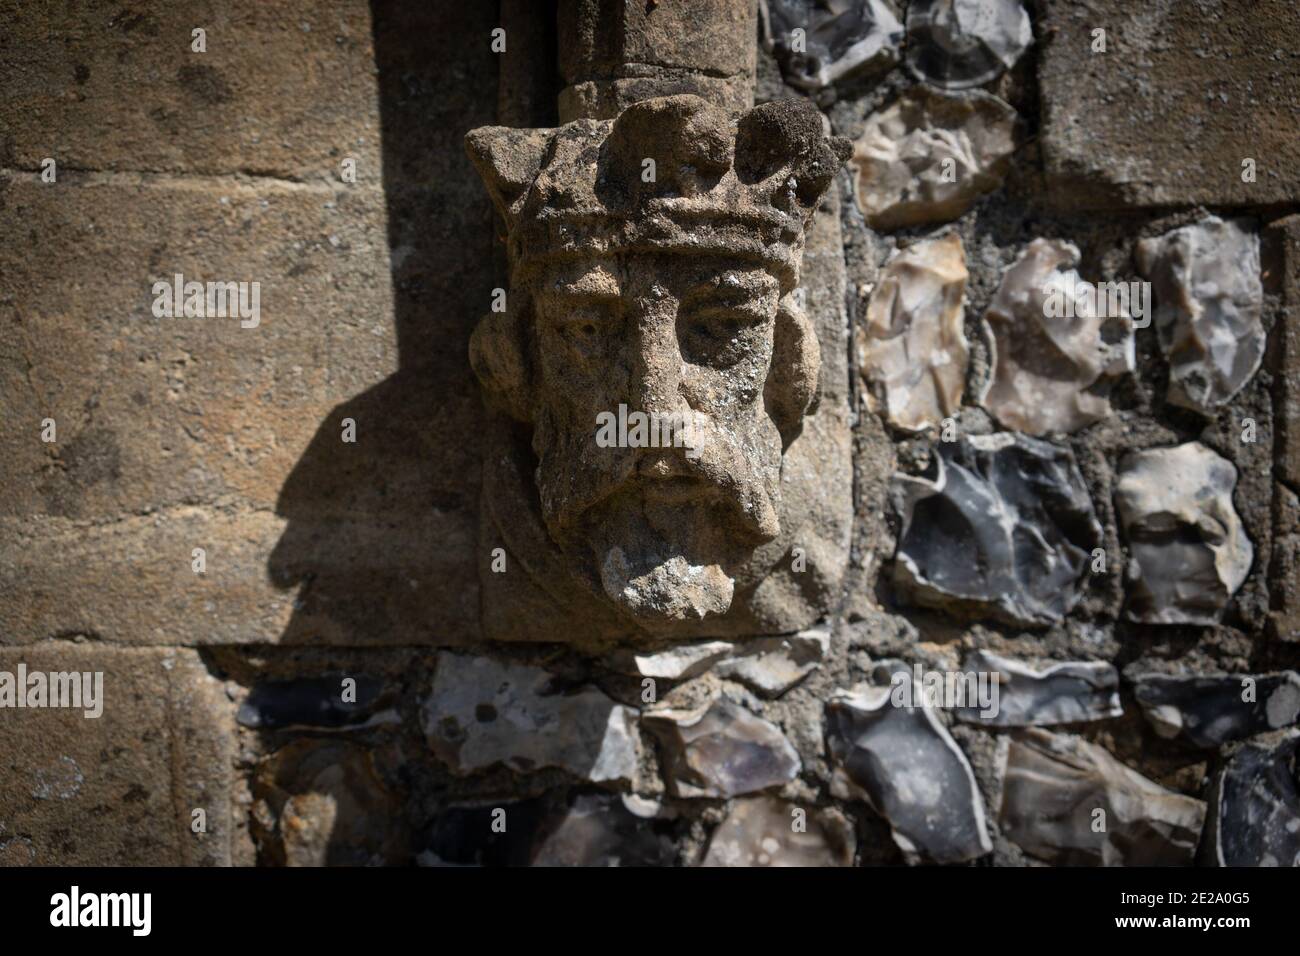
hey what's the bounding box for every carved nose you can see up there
[626,307,684,415]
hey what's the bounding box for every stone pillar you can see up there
[1268,215,1300,643]
[556,0,757,121]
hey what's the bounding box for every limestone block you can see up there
[0,646,236,865]
[0,0,385,179]
[1038,0,1300,208]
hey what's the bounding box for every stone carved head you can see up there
[466,94,850,644]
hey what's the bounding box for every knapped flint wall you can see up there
[1,0,1299,869]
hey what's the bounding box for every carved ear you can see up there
[765,291,821,447]
[469,306,533,423]
[464,126,550,228]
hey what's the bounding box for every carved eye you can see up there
[552,303,617,355]
[677,301,768,369]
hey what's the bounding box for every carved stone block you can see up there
[465,94,854,647]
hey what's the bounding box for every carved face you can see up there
[464,94,851,640]
[529,253,787,626]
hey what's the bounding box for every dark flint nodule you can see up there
[891,433,1102,626]
[237,674,386,730]
[1133,672,1300,749]
[1208,733,1300,867]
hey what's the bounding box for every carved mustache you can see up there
[538,415,782,542]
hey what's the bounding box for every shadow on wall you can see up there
[264,1,503,648]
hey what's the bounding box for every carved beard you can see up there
[533,404,784,628]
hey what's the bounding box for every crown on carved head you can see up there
[466,95,851,288]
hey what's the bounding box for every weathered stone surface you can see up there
[701,795,854,866]
[906,0,1032,89]
[761,0,903,90]
[1115,442,1253,625]
[1273,482,1300,643]
[1272,216,1300,493]
[0,0,388,178]
[251,739,407,866]
[851,86,1017,231]
[715,626,831,697]
[237,675,398,731]
[1038,0,1300,209]
[982,239,1135,435]
[531,792,678,866]
[892,433,1103,626]
[858,233,969,431]
[956,650,1121,727]
[826,674,992,864]
[0,176,397,521]
[645,698,800,799]
[421,654,642,784]
[1136,218,1264,413]
[467,93,853,645]
[0,506,477,647]
[1206,733,1300,867]
[0,170,482,647]
[999,729,1206,866]
[0,646,235,865]
[558,0,757,120]
[1271,215,1300,643]
[1133,672,1300,749]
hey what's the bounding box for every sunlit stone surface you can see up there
[421,654,642,784]
[859,233,970,431]
[905,0,1032,89]
[1136,217,1264,413]
[1114,442,1253,625]
[762,0,903,90]
[982,238,1135,435]
[851,86,1017,231]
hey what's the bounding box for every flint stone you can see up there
[701,795,855,867]
[531,793,677,867]
[906,0,1032,90]
[715,627,831,697]
[826,678,992,864]
[859,233,970,431]
[1115,442,1253,625]
[645,698,800,799]
[761,0,903,90]
[892,432,1103,626]
[982,238,1135,435]
[420,798,549,867]
[237,675,396,731]
[1133,672,1300,749]
[999,729,1206,866]
[1136,218,1264,413]
[852,86,1017,231]
[1207,733,1300,867]
[251,739,406,867]
[421,654,642,784]
[611,641,735,681]
[956,650,1121,727]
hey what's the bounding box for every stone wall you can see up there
[1,0,1298,867]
